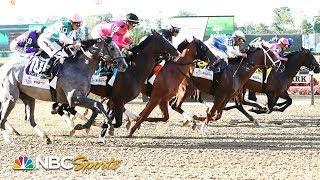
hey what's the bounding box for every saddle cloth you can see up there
[22,55,59,89]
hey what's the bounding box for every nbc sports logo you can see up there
[13,156,34,170]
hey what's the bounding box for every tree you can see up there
[85,13,112,31]
[238,23,272,34]
[129,27,149,45]
[300,19,313,34]
[271,6,297,34]
[314,16,320,33]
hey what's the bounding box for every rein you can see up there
[80,40,125,63]
[232,46,275,77]
[167,59,200,66]
[259,45,279,67]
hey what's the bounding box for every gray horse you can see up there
[0,37,127,144]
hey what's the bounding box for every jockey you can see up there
[10,26,46,57]
[227,30,247,58]
[91,13,139,76]
[158,24,181,43]
[269,37,290,63]
[205,30,247,65]
[91,13,139,50]
[37,13,84,79]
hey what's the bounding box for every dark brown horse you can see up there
[79,30,179,136]
[168,44,278,130]
[127,37,210,137]
[202,45,279,129]
[227,48,320,115]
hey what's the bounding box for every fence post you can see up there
[310,71,314,105]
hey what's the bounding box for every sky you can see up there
[0,0,319,26]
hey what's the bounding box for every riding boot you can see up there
[39,57,55,79]
[99,62,109,77]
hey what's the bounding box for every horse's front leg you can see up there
[101,100,124,138]
[73,94,110,132]
[274,91,292,112]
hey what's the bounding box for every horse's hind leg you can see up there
[0,99,17,144]
[171,83,196,127]
[101,100,124,138]
[0,80,19,144]
[236,104,260,126]
[144,100,169,123]
[194,91,212,113]
[274,91,292,112]
[20,93,52,144]
[128,98,160,137]
[5,122,20,135]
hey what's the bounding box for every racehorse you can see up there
[63,30,179,137]
[201,45,278,129]
[169,40,217,126]
[168,43,278,129]
[0,37,126,144]
[227,48,320,115]
[128,37,210,137]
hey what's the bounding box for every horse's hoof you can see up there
[108,127,114,136]
[199,123,208,133]
[46,138,52,145]
[13,130,21,136]
[248,108,256,112]
[85,128,91,134]
[125,121,131,130]
[182,120,190,127]
[98,138,106,145]
[69,129,76,136]
[100,128,107,138]
[51,110,58,114]
[253,120,261,127]
[74,124,83,130]
[191,122,197,130]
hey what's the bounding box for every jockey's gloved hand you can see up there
[73,41,82,49]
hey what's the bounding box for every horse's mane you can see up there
[177,39,189,53]
[228,57,243,64]
[130,35,153,54]
[284,51,300,59]
[65,39,98,63]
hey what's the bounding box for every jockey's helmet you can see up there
[126,13,139,24]
[69,13,83,23]
[278,37,289,46]
[169,23,181,33]
[288,38,293,46]
[232,30,246,41]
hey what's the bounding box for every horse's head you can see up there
[129,30,179,59]
[177,39,189,53]
[177,37,213,62]
[83,37,127,72]
[289,47,320,73]
[193,37,217,62]
[151,30,179,57]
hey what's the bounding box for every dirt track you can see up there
[1,97,320,179]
